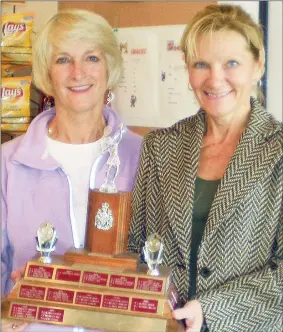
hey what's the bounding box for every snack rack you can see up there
[1,3,43,141]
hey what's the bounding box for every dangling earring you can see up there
[188,83,193,92]
[106,89,114,107]
[257,79,263,87]
[43,96,53,111]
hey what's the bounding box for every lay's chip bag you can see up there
[1,76,32,118]
[1,12,34,48]
[2,63,31,77]
[1,46,32,64]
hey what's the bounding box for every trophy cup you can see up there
[2,125,184,332]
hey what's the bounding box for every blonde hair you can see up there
[32,9,123,96]
[181,4,264,64]
[181,4,265,101]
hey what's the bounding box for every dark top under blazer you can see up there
[128,98,283,332]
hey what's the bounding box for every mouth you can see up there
[68,84,93,92]
[204,90,231,99]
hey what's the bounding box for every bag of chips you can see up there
[1,76,32,118]
[1,46,32,64]
[1,123,30,132]
[1,12,34,48]
[2,63,31,77]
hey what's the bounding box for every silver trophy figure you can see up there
[36,222,57,264]
[100,124,124,194]
[143,233,164,276]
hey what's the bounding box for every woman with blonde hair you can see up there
[2,9,142,331]
[129,4,282,331]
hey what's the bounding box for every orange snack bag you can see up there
[1,76,32,118]
[1,12,34,47]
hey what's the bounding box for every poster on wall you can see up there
[113,28,160,127]
[157,25,198,127]
[113,25,199,128]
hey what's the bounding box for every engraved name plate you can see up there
[19,285,46,300]
[131,298,158,314]
[82,271,108,286]
[55,269,81,282]
[27,265,54,279]
[75,292,102,307]
[37,307,64,323]
[46,288,75,304]
[136,278,163,293]
[10,304,37,319]
[102,295,129,310]
[109,275,135,289]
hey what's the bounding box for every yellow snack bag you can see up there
[1,63,31,77]
[1,12,34,47]
[1,117,32,124]
[1,123,30,132]
[1,76,32,118]
[1,46,32,64]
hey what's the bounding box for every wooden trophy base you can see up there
[2,255,185,332]
[64,248,138,270]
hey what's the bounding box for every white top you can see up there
[46,136,102,248]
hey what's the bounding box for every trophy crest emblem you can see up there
[94,202,114,231]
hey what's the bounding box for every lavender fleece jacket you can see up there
[1,107,142,331]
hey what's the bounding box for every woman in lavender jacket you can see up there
[1,9,142,332]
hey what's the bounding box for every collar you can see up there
[177,97,282,142]
[11,106,124,170]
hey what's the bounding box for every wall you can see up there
[2,1,282,124]
[220,1,282,121]
[267,1,282,121]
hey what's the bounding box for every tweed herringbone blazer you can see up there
[128,99,283,332]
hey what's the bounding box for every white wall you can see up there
[267,2,282,121]
[219,1,282,122]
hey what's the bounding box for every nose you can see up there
[208,66,225,88]
[70,61,85,80]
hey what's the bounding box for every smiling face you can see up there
[188,30,262,120]
[49,39,108,116]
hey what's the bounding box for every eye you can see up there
[192,61,208,69]
[87,55,99,62]
[227,60,239,68]
[55,57,69,64]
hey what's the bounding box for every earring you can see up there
[43,96,53,111]
[106,89,114,107]
[257,79,263,87]
[188,83,193,92]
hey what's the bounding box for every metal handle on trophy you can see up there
[143,233,164,276]
[36,222,57,264]
[100,124,124,194]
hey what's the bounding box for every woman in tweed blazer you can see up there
[128,4,283,332]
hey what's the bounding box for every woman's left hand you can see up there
[172,300,204,332]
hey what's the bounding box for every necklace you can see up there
[47,118,111,144]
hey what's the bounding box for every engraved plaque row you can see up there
[26,264,166,294]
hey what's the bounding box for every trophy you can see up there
[36,222,57,264]
[143,233,164,276]
[2,124,184,332]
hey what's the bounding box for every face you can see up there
[188,30,262,120]
[49,39,108,115]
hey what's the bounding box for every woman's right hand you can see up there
[1,320,29,332]
[1,267,29,331]
[11,265,26,284]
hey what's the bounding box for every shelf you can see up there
[2,1,25,5]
